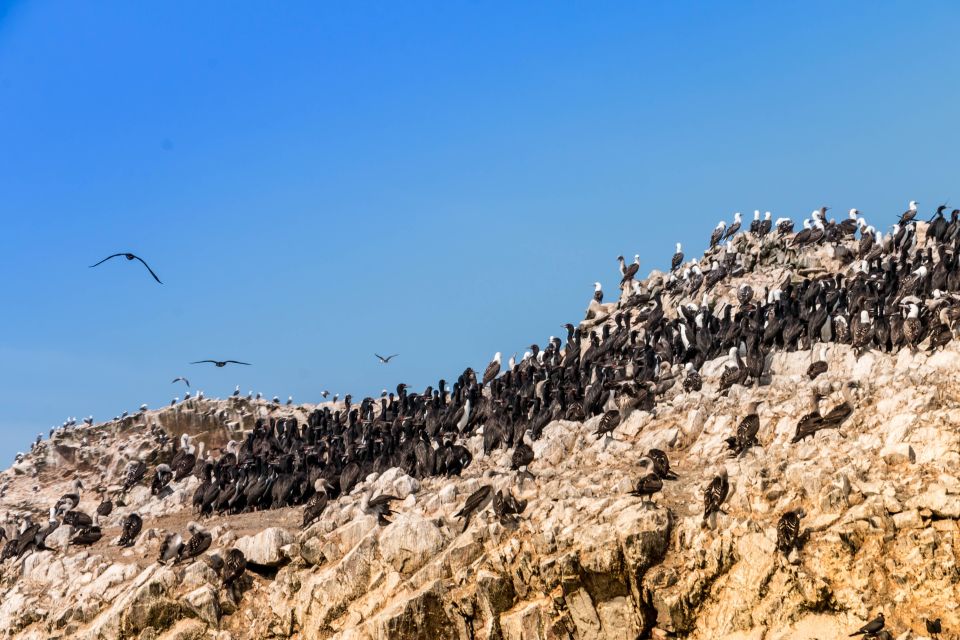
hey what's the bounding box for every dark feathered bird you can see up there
[594,409,621,440]
[776,508,804,554]
[302,491,328,529]
[122,460,147,493]
[171,377,190,387]
[493,490,527,527]
[374,353,399,364]
[454,485,493,527]
[222,548,247,587]
[482,353,502,386]
[96,497,113,517]
[703,470,729,523]
[925,617,941,639]
[849,613,884,637]
[806,360,827,380]
[190,360,251,367]
[89,252,163,283]
[178,524,212,563]
[118,513,142,547]
[70,521,102,546]
[511,442,534,471]
[364,493,400,526]
[647,449,678,480]
[629,473,663,503]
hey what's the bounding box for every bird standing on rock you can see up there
[849,613,884,637]
[703,469,729,524]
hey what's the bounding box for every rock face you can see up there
[1,230,959,639]
[1,342,956,640]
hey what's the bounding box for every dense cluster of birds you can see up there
[7,201,957,634]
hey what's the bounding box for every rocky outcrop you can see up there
[2,234,959,639]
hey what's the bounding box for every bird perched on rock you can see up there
[671,243,684,271]
[482,352,502,386]
[118,513,142,547]
[178,523,212,563]
[618,254,641,288]
[925,618,941,640]
[158,533,182,564]
[151,464,173,496]
[776,508,804,555]
[849,613,884,637]
[455,485,493,528]
[594,409,621,440]
[70,515,102,546]
[492,490,526,527]
[726,403,760,456]
[703,469,729,524]
[222,548,247,588]
[511,441,534,473]
[593,282,604,303]
[647,449,678,480]
[682,363,703,392]
[361,493,400,526]
[629,473,663,505]
[302,488,329,529]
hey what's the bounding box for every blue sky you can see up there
[1,2,958,460]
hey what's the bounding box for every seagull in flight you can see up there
[190,360,251,368]
[89,253,163,284]
[171,377,190,387]
[375,353,399,364]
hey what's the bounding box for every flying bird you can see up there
[171,377,190,387]
[375,353,399,364]
[89,253,163,284]
[190,360,251,367]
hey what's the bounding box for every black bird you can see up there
[511,441,534,472]
[849,613,884,637]
[703,470,729,523]
[776,508,804,554]
[492,490,527,527]
[455,485,493,527]
[647,449,678,480]
[375,353,399,364]
[171,377,190,387]
[594,409,622,440]
[89,252,163,284]
[222,548,247,587]
[363,493,400,526]
[70,517,102,546]
[178,524,212,562]
[96,496,114,517]
[925,618,941,639]
[302,490,328,529]
[191,360,251,367]
[629,473,663,504]
[118,513,142,547]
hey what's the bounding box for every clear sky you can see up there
[1,2,958,461]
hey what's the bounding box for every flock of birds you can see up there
[5,200,958,636]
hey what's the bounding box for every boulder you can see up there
[234,527,294,567]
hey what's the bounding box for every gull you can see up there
[375,353,399,364]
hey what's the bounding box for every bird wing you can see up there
[191,360,218,365]
[172,377,190,386]
[131,255,163,283]
[224,360,251,365]
[88,253,126,268]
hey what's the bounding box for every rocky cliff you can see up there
[0,223,958,640]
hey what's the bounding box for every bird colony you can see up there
[1,202,959,639]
